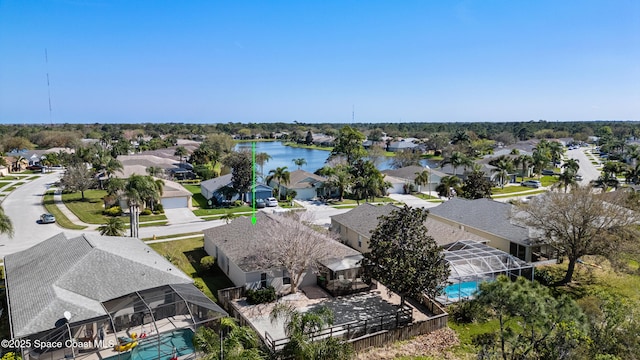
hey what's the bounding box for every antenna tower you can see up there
[45,48,53,125]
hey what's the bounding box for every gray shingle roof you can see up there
[203,212,359,272]
[381,166,429,182]
[4,233,192,338]
[331,203,400,237]
[274,170,326,189]
[428,198,531,245]
[201,174,233,193]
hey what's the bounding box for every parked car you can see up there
[266,197,278,207]
[541,169,555,176]
[40,213,56,224]
[575,174,583,181]
[26,164,44,171]
[521,180,541,188]
[255,199,266,208]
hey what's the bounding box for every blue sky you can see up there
[0,0,638,124]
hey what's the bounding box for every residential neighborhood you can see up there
[0,121,639,359]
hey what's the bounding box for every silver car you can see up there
[266,197,278,207]
[40,213,56,224]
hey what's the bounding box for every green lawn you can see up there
[193,206,253,216]
[148,238,235,301]
[327,196,395,205]
[491,185,539,195]
[183,184,209,208]
[0,176,19,180]
[42,191,86,230]
[413,193,440,200]
[142,232,203,241]
[62,190,167,224]
[0,182,10,188]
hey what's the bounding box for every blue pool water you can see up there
[104,329,194,360]
[443,281,481,301]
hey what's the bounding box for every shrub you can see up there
[534,268,555,286]
[193,278,206,291]
[448,299,486,324]
[140,208,152,216]
[200,256,216,271]
[245,286,276,304]
[155,203,164,213]
[102,206,122,216]
[233,200,244,207]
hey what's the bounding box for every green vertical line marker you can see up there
[251,141,257,225]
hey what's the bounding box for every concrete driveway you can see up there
[164,208,203,225]
[387,193,440,209]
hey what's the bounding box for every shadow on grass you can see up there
[184,249,235,301]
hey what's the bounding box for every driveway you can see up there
[387,193,440,209]
[164,208,203,225]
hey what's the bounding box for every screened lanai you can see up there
[20,284,227,360]
[437,240,534,304]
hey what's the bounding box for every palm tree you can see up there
[292,158,307,170]
[255,152,272,181]
[562,158,580,173]
[326,166,352,201]
[269,304,353,360]
[220,211,236,224]
[592,172,619,192]
[548,141,564,166]
[98,217,126,236]
[556,169,577,193]
[174,146,187,165]
[441,151,472,176]
[489,156,514,188]
[266,167,290,200]
[625,163,640,184]
[193,317,264,360]
[625,144,640,167]
[414,170,430,194]
[0,206,14,238]
[436,176,462,198]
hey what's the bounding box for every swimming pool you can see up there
[443,281,481,301]
[104,329,194,360]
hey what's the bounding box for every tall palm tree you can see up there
[491,157,514,188]
[562,158,580,173]
[548,141,564,166]
[292,158,307,170]
[174,146,187,165]
[441,151,472,176]
[514,154,533,180]
[327,166,352,201]
[556,169,577,193]
[436,176,462,198]
[255,152,272,181]
[98,217,125,236]
[625,163,640,184]
[414,170,430,194]
[625,144,640,167]
[193,317,264,360]
[266,167,290,200]
[0,206,14,238]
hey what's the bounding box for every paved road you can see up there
[565,146,601,184]
[0,172,88,257]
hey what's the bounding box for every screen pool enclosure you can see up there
[438,240,534,304]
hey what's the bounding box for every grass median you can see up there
[42,191,87,230]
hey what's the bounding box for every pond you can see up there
[235,141,436,177]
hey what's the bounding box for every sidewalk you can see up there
[53,189,99,230]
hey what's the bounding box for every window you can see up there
[283,270,291,285]
[358,235,362,248]
[260,272,267,288]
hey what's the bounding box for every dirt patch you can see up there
[355,327,463,360]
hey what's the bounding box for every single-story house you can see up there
[331,203,489,253]
[200,174,273,204]
[117,178,193,210]
[268,169,328,200]
[381,166,446,194]
[203,212,364,296]
[387,140,419,152]
[3,233,227,360]
[428,198,553,262]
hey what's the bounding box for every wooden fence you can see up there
[217,286,244,311]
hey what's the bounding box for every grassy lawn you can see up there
[283,142,333,151]
[5,182,25,191]
[0,176,19,180]
[413,193,440,200]
[491,185,538,195]
[327,197,395,205]
[0,182,10,188]
[61,190,108,223]
[184,184,209,208]
[148,238,235,301]
[26,176,41,180]
[42,191,87,230]
[492,189,547,199]
[142,232,203,241]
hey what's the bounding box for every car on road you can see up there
[40,213,56,224]
[575,174,583,181]
[255,199,266,208]
[541,169,556,176]
[521,180,541,188]
[266,197,278,207]
[26,164,44,171]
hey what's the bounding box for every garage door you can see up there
[161,197,188,209]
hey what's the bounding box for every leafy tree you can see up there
[222,151,252,202]
[0,206,14,238]
[174,146,188,165]
[451,129,471,145]
[562,158,580,173]
[555,169,577,193]
[292,158,307,169]
[98,217,126,236]
[489,156,514,188]
[519,187,639,285]
[474,276,588,360]
[270,304,353,360]
[60,163,96,200]
[390,149,422,169]
[321,165,352,201]
[305,130,314,145]
[362,205,449,300]
[329,126,367,163]
[349,160,390,203]
[461,170,492,199]
[193,318,265,360]
[366,145,386,168]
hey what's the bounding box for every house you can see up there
[331,203,488,253]
[267,169,328,200]
[161,178,194,209]
[428,198,553,262]
[203,212,364,296]
[381,166,446,194]
[387,140,419,153]
[3,233,227,360]
[200,174,273,204]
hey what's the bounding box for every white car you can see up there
[521,180,541,188]
[266,197,278,207]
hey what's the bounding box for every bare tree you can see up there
[60,163,96,200]
[518,186,639,285]
[260,212,333,294]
